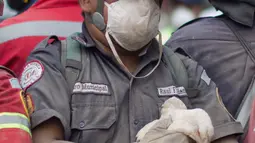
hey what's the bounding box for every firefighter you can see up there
[0,66,33,143]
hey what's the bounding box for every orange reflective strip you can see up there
[19,91,29,118]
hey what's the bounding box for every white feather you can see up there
[136,97,186,141]
[136,97,214,143]
[167,108,214,143]
[161,97,187,118]
[136,119,159,141]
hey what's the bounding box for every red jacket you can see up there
[0,0,83,76]
[0,66,32,143]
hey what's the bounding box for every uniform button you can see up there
[134,120,139,125]
[79,121,85,128]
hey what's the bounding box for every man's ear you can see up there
[79,0,93,13]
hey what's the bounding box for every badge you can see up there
[9,78,21,89]
[20,60,44,90]
[73,82,110,95]
[201,70,211,85]
[158,86,187,97]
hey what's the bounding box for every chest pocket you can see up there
[59,33,117,143]
[70,90,117,143]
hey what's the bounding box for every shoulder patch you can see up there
[9,78,21,89]
[201,70,211,85]
[20,60,44,90]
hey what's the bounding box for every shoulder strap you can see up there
[35,35,59,49]
[176,17,211,31]
[163,47,189,88]
[61,33,83,89]
[219,17,255,63]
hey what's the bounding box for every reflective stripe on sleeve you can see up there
[0,112,31,136]
[19,91,29,118]
[0,21,82,43]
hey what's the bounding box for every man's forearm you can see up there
[212,135,238,143]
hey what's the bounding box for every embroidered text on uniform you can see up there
[158,86,187,97]
[73,82,109,94]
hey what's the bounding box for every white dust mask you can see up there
[105,0,161,51]
[104,0,163,79]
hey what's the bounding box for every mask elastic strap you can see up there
[105,30,163,79]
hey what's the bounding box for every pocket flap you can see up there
[71,106,116,130]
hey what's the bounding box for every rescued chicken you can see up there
[136,97,214,143]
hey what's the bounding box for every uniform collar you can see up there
[211,0,255,27]
[145,39,160,61]
[31,0,79,9]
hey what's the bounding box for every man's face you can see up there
[0,0,3,16]
[80,0,160,24]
